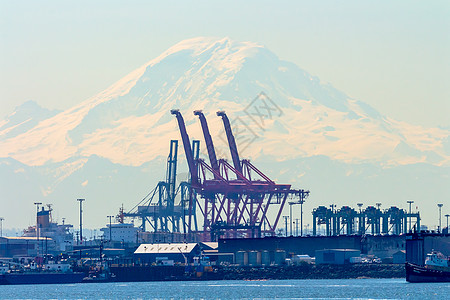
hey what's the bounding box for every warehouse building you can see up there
[133,242,217,264]
[315,249,361,264]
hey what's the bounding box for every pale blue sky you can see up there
[1,0,449,127]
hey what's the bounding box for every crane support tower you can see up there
[124,139,201,242]
[312,204,421,236]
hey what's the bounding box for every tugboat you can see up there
[406,250,450,283]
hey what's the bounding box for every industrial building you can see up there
[218,234,407,264]
[315,249,361,265]
[0,237,41,257]
[406,231,450,266]
[100,222,140,243]
[133,242,217,264]
[392,250,406,264]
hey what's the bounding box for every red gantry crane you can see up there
[171,109,309,241]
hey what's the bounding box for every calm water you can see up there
[0,279,449,299]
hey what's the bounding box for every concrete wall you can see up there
[219,235,407,260]
[424,235,450,255]
[406,232,450,265]
[364,235,405,258]
[0,237,37,258]
[219,236,360,258]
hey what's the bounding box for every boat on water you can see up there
[406,250,450,283]
[2,272,85,285]
[0,261,84,285]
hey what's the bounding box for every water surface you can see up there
[1,278,448,299]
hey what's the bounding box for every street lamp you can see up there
[283,216,289,237]
[437,204,443,232]
[299,197,305,237]
[445,214,449,231]
[34,202,42,258]
[289,202,294,236]
[357,203,363,213]
[77,199,85,244]
[0,217,4,237]
[107,215,114,242]
[407,200,414,232]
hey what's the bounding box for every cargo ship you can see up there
[0,262,84,285]
[406,250,450,283]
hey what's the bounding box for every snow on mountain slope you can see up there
[0,37,448,169]
[0,100,60,141]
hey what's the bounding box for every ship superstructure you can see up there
[22,205,73,253]
[425,250,450,270]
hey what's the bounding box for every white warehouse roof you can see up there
[134,243,197,254]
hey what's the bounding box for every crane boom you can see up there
[194,110,220,178]
[171,109,198,185]
[217,111,242,173]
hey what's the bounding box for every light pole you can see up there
[77,199,85,244]
[299,197,305,237]
[357,203,363,213]
[0,217,4,237]
[283,216,289,237]
[445,214,449,230]
[33,202,42,237]
[107,215,114,242]
[407,200,414,232]
[437,204,443,232]
[289,202,294,236]
[34,202,42,257]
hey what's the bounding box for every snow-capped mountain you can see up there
[0,37,448,229]
[0,100,60,141]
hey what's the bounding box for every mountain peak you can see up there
[160,36,262,58]
[0,100,60,141]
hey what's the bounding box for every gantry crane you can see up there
[171,109,310,241]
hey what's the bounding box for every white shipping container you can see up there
[350,256,362,264]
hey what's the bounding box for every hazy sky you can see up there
[1,0,449,128]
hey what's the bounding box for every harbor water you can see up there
[1,278,449,299]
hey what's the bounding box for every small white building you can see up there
[292,254,314,264]
[100,223,139,243]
